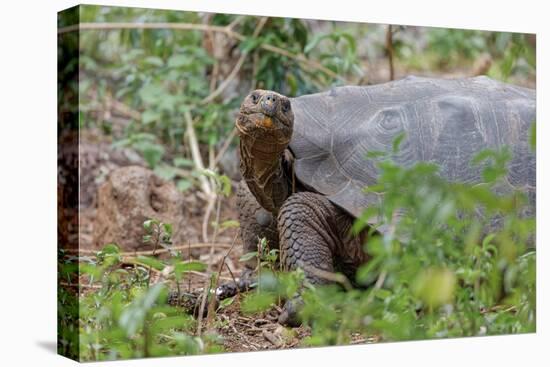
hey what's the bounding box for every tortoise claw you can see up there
[278,297,304,327]
[215,269,258,300]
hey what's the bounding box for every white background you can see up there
[0,0,547,365]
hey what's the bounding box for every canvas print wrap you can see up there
[57,4,536,361]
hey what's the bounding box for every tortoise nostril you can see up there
[261,93,279,115]
[266,94,277,102]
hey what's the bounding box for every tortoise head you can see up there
[236,90,294,148]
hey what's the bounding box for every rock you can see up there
[93,166,188,251]
[80,132,145,209]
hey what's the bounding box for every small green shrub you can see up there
[299,138,535,344]
[58,221,218,361]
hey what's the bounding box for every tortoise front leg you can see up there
[277,192,361,325]
[216,181,279,299]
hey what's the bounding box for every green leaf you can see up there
[137,142,164,168]
[143,219,156,232]
[98,243,120,256]
[162,223,173,237]
[144,56,164,67]
[241,292,276,314]
[392,132,406,153]
[173,157,194,168]
[142,110,161,125]
[167,54,191,68]
[154,165,177,180]
[176,179,193,192]
[412,267,456,309]
[220,220,240,229]
[174,261,207,274]
[366,150,387,159]
[239,252,258,262]
[217,296,236,311]
[240,37,262,53]
[219,174,232,197]
[304,33,330,54]
[139,84,164,105]
[136,256,165,271]
[119,284,166,337]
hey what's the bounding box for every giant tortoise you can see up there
[233,75,535,324]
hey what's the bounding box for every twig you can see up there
[58,22,237,35]
[60,242,233,256]
[205,233,239,330]
[230,323,261,350]
[183,109,218,243]
[186,270,232,282]
[195,281,210,337]
[365,271,388,304]
[184,110,214,199]
[201,54,246,105]
[301,264,353,291]
[60,282,102,289]
[59,21,347,83]
[209,62,220,93]
[251,50,260,89]
[212,128,237,168]
[226,15,246,31]
[197,195,227,336]
[480,305,517,314]
[187,240,192,292]
[201,197,216,244]
[200,17,268,106]
[262,329,282,347]
[146,223,162,287]
[109,97,142,121]
[386,24,395,81]
[224,260,239,292]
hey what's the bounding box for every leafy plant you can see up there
[299,139,535,344]
[58,219,217,361]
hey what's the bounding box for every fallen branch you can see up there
[262,329,282,347]
[60,282,102,289]
[60,242,233,256]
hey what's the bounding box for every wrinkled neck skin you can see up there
[239,132,291,215]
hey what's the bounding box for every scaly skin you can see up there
[236,180,279,271]
[234,90,367,326]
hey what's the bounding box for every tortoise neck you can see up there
[239,139,291,215]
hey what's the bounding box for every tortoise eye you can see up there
[251,93,259,104]
[282,99,291,112]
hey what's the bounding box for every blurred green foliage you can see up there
[399,28,535,80]
[77,5,534,191]
[255,137,536,344]
[58,231,217,360]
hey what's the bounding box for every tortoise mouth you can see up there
[237,111,290,132]
[236,111,292,147]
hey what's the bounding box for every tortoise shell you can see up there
[288,76,536,223]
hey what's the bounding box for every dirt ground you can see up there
[79,203,321,351]
[74,132,327,352]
